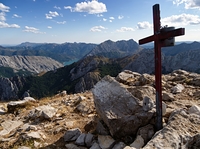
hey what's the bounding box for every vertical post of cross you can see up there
[139,4,185,131]
[153,4,163,131]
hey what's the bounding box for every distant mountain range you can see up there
[1,39,200,100]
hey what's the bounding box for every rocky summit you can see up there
[0,69,200,149]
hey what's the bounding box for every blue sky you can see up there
[0,0,200,45]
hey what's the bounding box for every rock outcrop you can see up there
[0,55,63,74]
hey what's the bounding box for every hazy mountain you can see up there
[124,41,200,74]
[1,42,97,63]
[86,39,142,58]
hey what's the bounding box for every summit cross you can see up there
[138,4,185,131]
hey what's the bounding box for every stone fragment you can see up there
[130,135,144,149]
[98,135,115,149]
[136,124,154,144]
[112,142,126,149]
[64,128,81,142]
[162,91,175,101]
[188,105,200,116]
[143,96,154,112]
[65,143,81,149]
[75,133,86,146]
[171,84,185,94]
[85,133,94,147]
[26,131,41,139]
[18,146,31,149]
[90,142,101,149]
[35,105,57,119]
[0,120,23,136]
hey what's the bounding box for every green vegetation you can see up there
[0,67,32,78]
[99,63,122,78]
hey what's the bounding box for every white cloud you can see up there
[23,26,45,34]
[109,17,115,20]
[64,6,72,12]
[74,0,107,14]
[0,12,6,21]
[0,3,20,29]
[90,25,106,32]
[47,26,52,29]
[12,14,22,18]
[45,11,59,19]
[161,13,200,26]
[0,22,20,28]
[54,6,61,10]
[116,27,134,32]
[118,15,124,19]
[57,21,66,24]
[97,14,103,17]
[173,0,200,9]
[137,21,152,29]
[109,20,113,22]
[103,18,107,21]
[0,3,10,12]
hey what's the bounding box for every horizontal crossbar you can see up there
[139,28,185,45]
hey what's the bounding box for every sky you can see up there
[0,0,200,45]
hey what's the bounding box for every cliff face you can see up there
[0,76,27,101]
[0,55,63,74]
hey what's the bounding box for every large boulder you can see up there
[143,109,200,149]
[92,75,155,138]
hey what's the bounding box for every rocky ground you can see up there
[0,69,200,149]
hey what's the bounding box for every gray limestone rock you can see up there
[143,96,154,112]
[92,75,155,138]
[90,142,101,149]
[188,105,200,116]
[85,133,94,147]
[112,142,126,149]
[171,84,185,94]
[64,128,81,142]
[75,133,86,146]
[0,120,23,136]
[98,135,116,149]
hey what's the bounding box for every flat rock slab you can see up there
[0,120,23,136]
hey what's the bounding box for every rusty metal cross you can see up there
[139,4,185,131]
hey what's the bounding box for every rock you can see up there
[188,105,200,116]
[162,91,175,101]
[130,135,144,149]
[162,102,167,116]
[7,97,36,114]
[0,108,6,115]
[85,133,94,147]
[187,134,200,148]
[143,96,154,112]
[98,135,116,149]
[26,131,41,139]
[60,90,67,96]
[35,105,57,119]
[75,133,86,146]
[90,142,101,149]
[18,146,31,149]
[171,84,185,94]
[22,91,30,98]
[92,76,155,138]
[65,143,83,149]
[139,73,154,85]
[0,77,18,101]
[112,142,126,149]
[95,120,110,135]
[116,70,141,85]
[143,109,200,149]
[0,120,23,136]
[64,128,81,142]
[136,124,154,144]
